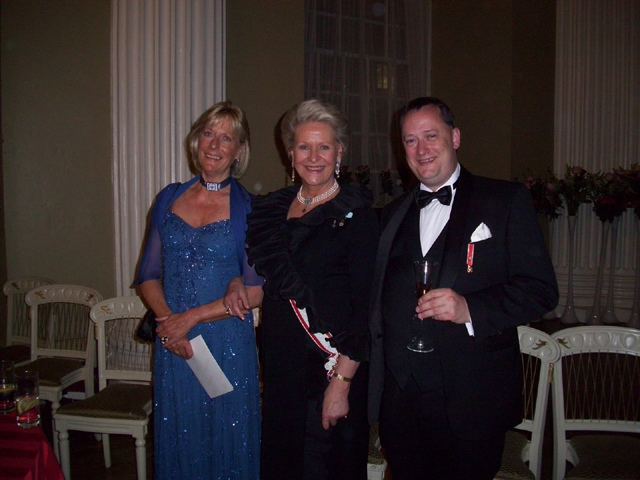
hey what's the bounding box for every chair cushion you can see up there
[20,358,85,386]
[566,434,640,480]
[0,345,30,363]
[495,430,535,480]
[56,383,151,420]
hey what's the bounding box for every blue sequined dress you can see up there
[137,179,260,480]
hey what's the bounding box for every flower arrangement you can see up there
[338,165,372,190]
[524,172,563,219]
[522,164,639,221]
[588,171,629,223]
[338,165,353,185]
[558,165,592,216]
[522,164,638,328]
[614,163,640,218]
[380,169,394,196]
[354,165,370,187]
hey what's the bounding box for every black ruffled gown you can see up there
[246,184,379,480]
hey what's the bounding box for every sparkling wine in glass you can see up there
[406,259,435,353]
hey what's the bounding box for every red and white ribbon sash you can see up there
[289,299,338,375]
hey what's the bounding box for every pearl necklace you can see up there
[296,180,340,212]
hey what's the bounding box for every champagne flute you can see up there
[406,259,435,353]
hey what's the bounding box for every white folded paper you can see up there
[470,222,492,243]
[185,335,234,398]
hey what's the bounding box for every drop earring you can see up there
[291,157,296,183]
[335,159,341,178]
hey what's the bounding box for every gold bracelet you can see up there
[333,373,352,383]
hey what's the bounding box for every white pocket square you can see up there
[470,222,492,243]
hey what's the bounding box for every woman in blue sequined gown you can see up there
[135,102,262,480]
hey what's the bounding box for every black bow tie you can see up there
[415,186,453,208]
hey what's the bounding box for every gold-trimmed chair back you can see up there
[24,284,102,457]
[27,284,101,362]
[92,296,152,387]
[54,295,152,480]
[551,326,640,480]
[1,277,54,364]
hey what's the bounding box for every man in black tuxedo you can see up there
[368,97,558,479]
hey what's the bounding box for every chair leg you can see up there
[59,428,72,480]
[84,372,94,399]
[51,398,61,458]
[134,436,147,480]
[102,433,112,468]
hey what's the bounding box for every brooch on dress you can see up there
[331,211,354,228]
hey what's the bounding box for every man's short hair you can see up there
[399,97,456,129]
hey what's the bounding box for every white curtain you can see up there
[111,0,226,295]
[553,0,640,320]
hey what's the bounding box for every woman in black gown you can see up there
[225,99,379,480]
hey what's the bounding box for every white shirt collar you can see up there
[420,163,461,192]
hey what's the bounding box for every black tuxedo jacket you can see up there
[368,167,558,438]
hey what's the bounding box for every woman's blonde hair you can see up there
[185,101,251,178]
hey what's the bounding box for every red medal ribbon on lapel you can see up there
[466,243,475,273]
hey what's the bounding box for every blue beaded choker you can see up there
[199,176,231,191]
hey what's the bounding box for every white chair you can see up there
[551,326,640,480]
[495,326,561,480]
[1,277,54,364]
[54,295,152,480]
[23,283,102,455]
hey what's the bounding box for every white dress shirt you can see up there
[418,164,474,336]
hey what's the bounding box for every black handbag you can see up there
[135,310,157,343]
